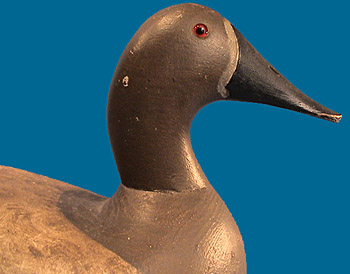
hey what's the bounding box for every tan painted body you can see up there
[0,166,139,274]
[0,165,246,274]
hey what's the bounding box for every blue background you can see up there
[0,0,348,273]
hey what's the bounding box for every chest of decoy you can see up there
[59,184,245,273]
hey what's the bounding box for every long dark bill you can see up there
[226,25,342,123]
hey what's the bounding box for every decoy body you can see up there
[0,3,341,274]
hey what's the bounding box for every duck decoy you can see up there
[0,3,341,274]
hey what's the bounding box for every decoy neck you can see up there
[107,3,341,192]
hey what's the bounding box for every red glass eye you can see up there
[193,23,209,38]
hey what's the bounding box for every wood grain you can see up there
[0,166,140,274]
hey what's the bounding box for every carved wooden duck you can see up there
[0,3,341,274]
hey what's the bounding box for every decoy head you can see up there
[107,3,341,191]
[108,3,341,126]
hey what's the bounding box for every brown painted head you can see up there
[107,3,341,192]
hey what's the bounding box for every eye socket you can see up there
[193,23,209,38]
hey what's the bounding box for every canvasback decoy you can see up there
[0,3,341,274]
